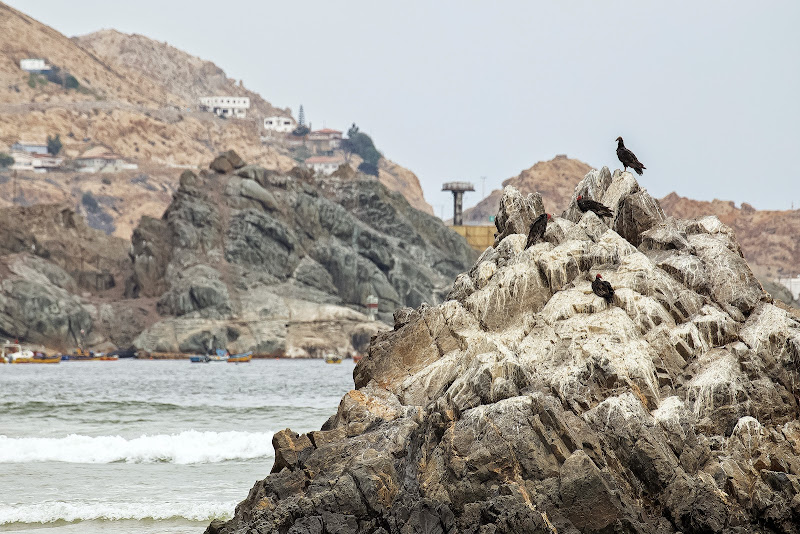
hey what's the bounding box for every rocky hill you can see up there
[463,155,593,224]
[0,203,152,350]
[209,168,800,534]
[0,152,475,355]
[0,2,434,236]
[0,3,164,107]
[660,192,800,279]
[73,29,289,119]
[463,155,799,300]
[127,152,475,356]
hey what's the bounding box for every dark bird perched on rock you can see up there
[525,213,551,249]
[592,274,615,303]
[616,137,646,175]
[577,195,613,218]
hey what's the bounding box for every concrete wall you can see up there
[450,225,495,253]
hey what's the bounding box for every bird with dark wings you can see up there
[576,195,613,218]
[616,137,646,175]
[592,274,615,303]
[525,213,551,249]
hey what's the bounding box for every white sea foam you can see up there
[0,430,275,464]
[0,500,236,524]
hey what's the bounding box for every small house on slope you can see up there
[74,146,138,173]
[306,155,346,176]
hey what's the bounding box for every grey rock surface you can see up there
[129,158,477,356]
[210,170,800,534]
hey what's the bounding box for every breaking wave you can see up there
[0,500,236,524]
[0,430,275,464]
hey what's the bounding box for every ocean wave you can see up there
[0,399,334,412]
[0,430,275,464]
[0,500,236,524]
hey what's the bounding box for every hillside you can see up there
[660,192,800,278]
[0,2,434,235]
[0,3,165,106]
[74,29,289,118]
[463,155,593,224]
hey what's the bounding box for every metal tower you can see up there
[442,181,475,226]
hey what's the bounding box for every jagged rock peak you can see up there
[210,168,800,534]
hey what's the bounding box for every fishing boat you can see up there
[189,354,210,363]
[61,348,95,361]
[352,354,363,363]
[324,354,342,364]
[228,351,253,363]
[209,349,229,362]
[2,342,60,364]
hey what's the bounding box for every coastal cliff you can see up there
[210,168,800,533]
[129,153,476,356]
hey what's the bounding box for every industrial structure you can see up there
[442,181,475,226]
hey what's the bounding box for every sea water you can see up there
[0,359,355,533]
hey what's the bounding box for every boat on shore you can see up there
[324,354,342,364]
[191,350,252,363]
[191,349,231,363]
[228,351,252,363]
[61,348,118,361]
[2,342,60,364]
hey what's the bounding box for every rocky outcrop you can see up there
[0,254,93,347]
[211,168,800,533]
[463,156,594,225]
[128,152,476,356]
[0,204,139,349]
[660,192,800,280]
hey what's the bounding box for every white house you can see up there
[263,115,296,133]
[10,151,63,172]
[11,141,48,155]
[306,155,346,176]
[307,129,343,154]
[20,59,50,73]
[74,147,138,173]
[198,96,250,119]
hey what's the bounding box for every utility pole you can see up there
[12,170,17,204]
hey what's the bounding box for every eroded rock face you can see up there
[129,157,476,356]
[211,169,800,534]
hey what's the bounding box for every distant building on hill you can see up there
[19,58,50,73]
[10,151,63,172]
[74,147,138,173]
[306,155,346,176]
[307,129,342,154]
[198,96,250,119]
[11,141,48,155]
[264,115,296,133]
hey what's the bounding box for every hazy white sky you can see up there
[8,1,800,217]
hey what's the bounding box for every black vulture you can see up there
[525,213,551,249]
[577,195,613,218]
[592,274,615,303]
[616,137,646,175]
